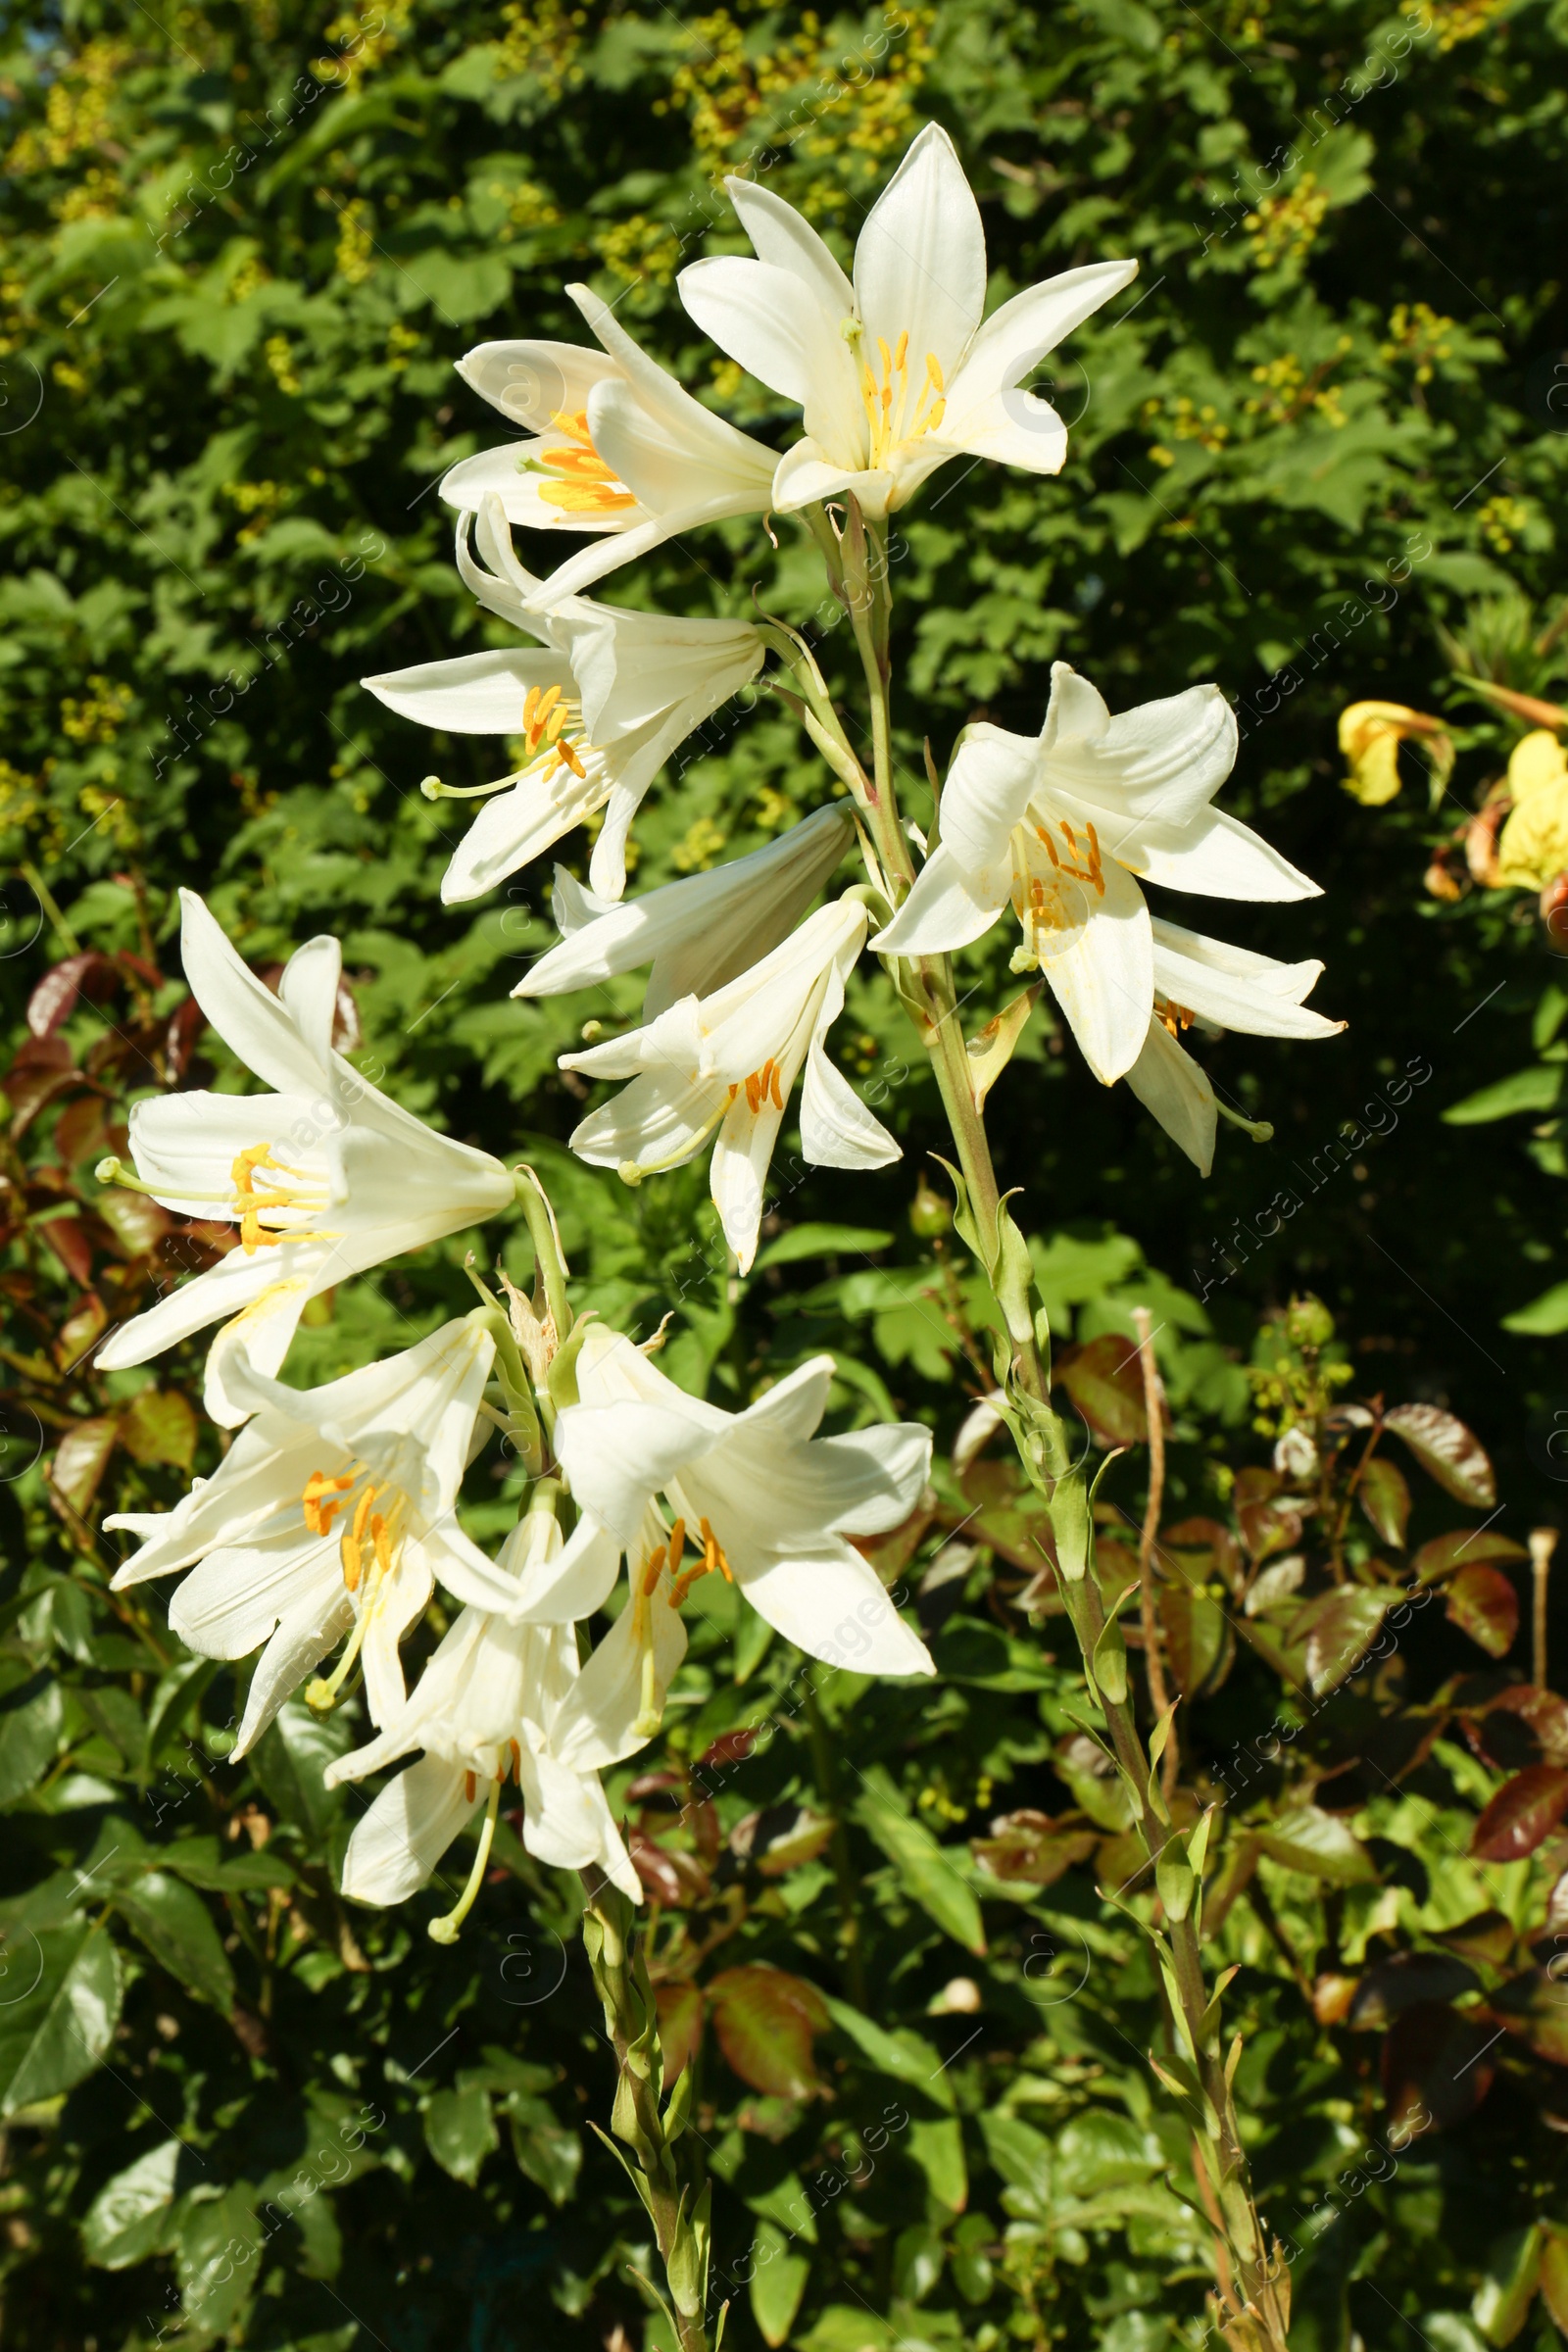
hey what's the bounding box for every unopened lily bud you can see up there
[910,1174,951,1238]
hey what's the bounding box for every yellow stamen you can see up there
[302,1468,354,1537]
[428,1775,502,1944]
[532,408,638,515]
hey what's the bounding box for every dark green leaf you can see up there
[855,1766,986,1955]
[115,1872,235,2012]
[0,1923,122,2117]
[423,2085,498,2185]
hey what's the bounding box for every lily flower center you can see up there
[858,330,947,468]
[629,1514,735,1738]
[734,1057,785,1116]
[230,1145,328,1254]
[1007,819,1106,974]
[1158,998,1196,1037]
[522,408,638,515]
[302,1467,412,1715]
[94,1146,331,1250]
[519,680,589,782]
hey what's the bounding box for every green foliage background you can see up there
[3,0,1568,2347]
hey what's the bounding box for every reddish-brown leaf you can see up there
[1493,1970,1568,2070]
[1470,1765,1568,1862]
[56,1292,108,1370]
[26,952,115,1038]
[1055,1334,1148,1449]
[1384,1403,1495,1508]
[627,1832,710,1908]
[699,1728,758,1772]
[729,1806,837,1877]
[1515,1690,1568,1766]
[1358,1455,1411,1547]
[706,1964,828,2100]
[4,1037,81,1138]
[1383,2000,1497,2135]
[53,1095,120,1170]
[95,1186,172,1258]
[1159,1583,1231,1697]
[654,1981,705,2085]
[49,1414,119,1517]
[1235,1466,1303,1562]
[1446,1563,1520,1658]
[970,1808,1099,1887]
[39,1210,94,1287]
[1348,1950,1478,2029]
[164,994,207,1084]
[1433,1910,1517,1968]
[1160,1515,1245,1593]
[1293,1588,1389,1695]
[1413,1529,1530,1585]
[119,1388,198,1471]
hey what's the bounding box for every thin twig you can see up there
[1531,1526,1557,1689]
[1134,1308,1176,1796]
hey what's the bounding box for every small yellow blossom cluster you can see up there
[594,214,682,288]
[1243,172,1329,270]
[266,336,302,396]
[7,37,133,174]
[60,676,133,748]
[1380,301,1455,385]
[385,319,421,374]
[0,760,43,842]
[485,177,562,235]
[1411,0,1512,50]
[1246,343,1352,428]
[313,1,413,92]
[671,814,729,873]
[495,0,588,100]
[1142,394,1230,466]
[665,7,936,199]
[1477,494,1532,555]
[228,256,272,306]
[334,200,376,287]
[57,167,122,223]
[222,479,289,546]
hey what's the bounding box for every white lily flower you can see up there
[678,125,1135,520]
[508,1328,933,1763]
[514,805,853,1010]
[1126,917,1344,1175]
[873,662,1319,1086]
[105,1318,522,1757]
[439,283,776,601]
[559,898,897,1272]
[327,1507,639,1921]
[94,893,514,1426]
[362,501,764,903]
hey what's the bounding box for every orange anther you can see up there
[465,1770,477,1803]
[302,1468,354,1536]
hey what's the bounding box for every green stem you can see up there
[513,1163,573,1342]
[581,1877,713,2352]
[841,530,1289,2352]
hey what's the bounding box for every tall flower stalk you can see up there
[792,498,1294,2352]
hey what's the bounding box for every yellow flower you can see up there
[1495,730,1568,889]
[1337,702,1453,807]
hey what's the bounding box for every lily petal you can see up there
[1037,854,1154,1085]
[1126,1018,1216,1175]
[854,123,986,382]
